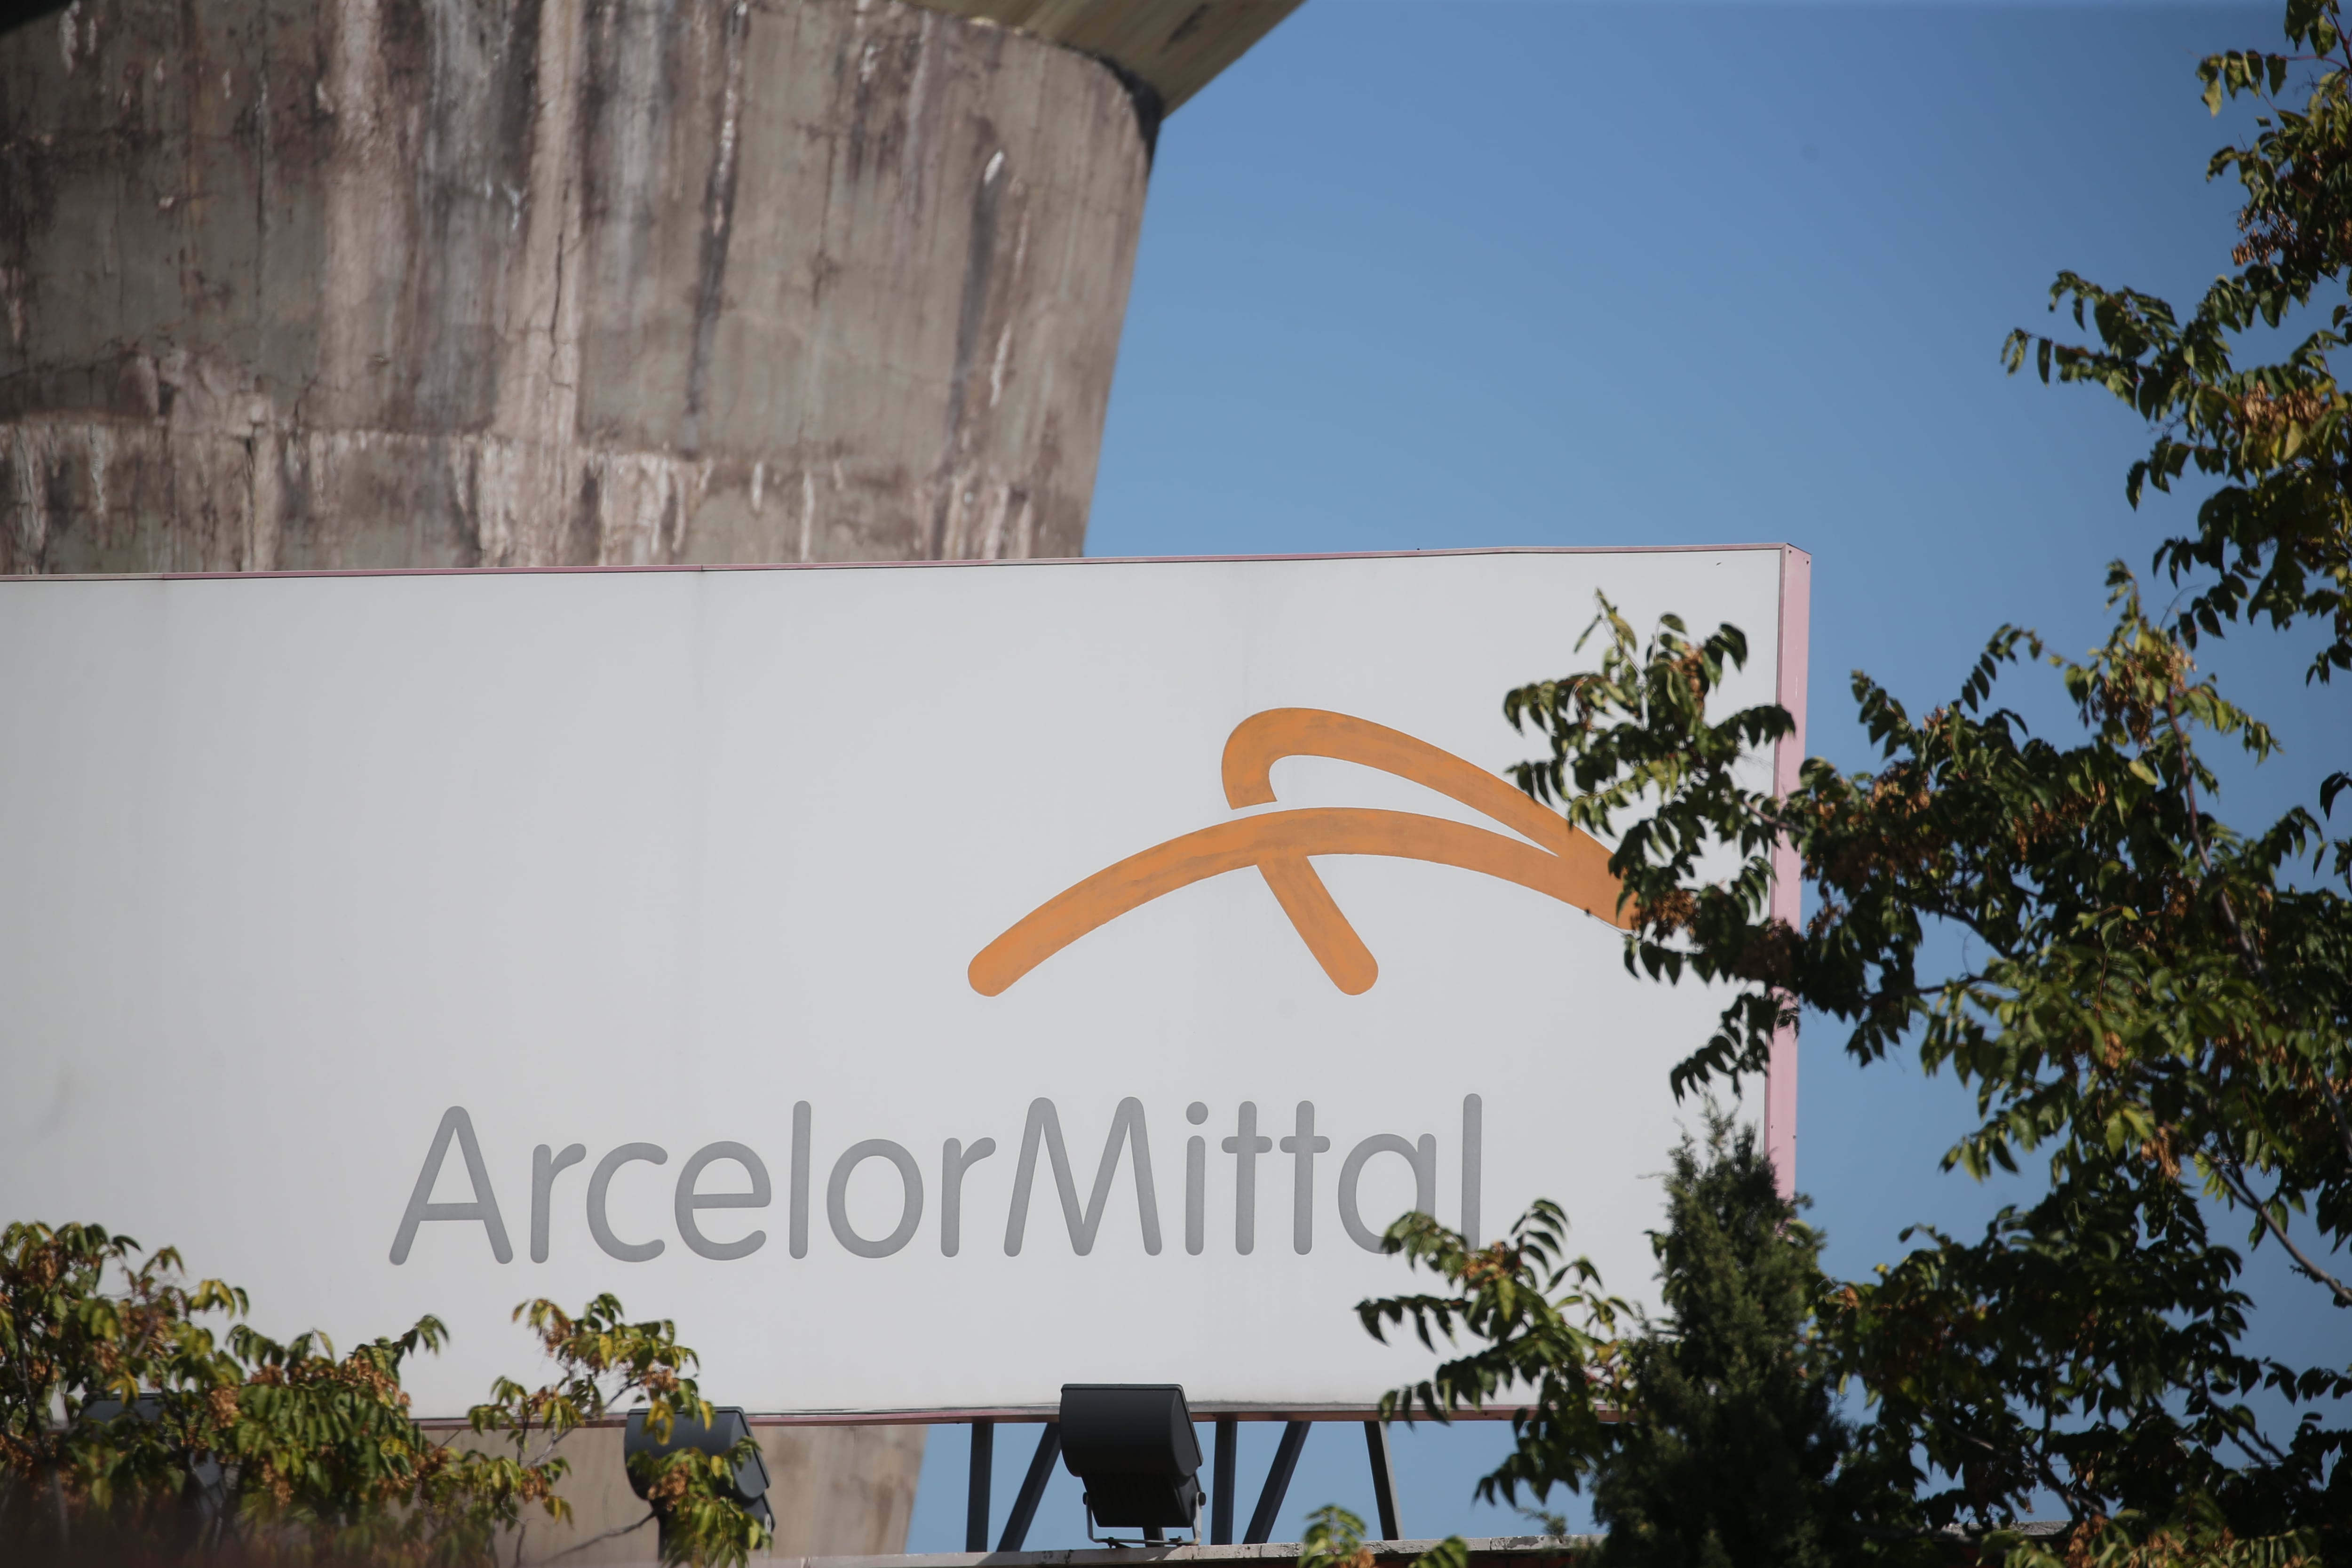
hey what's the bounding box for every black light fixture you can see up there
[1057,1383,1202,1544]
[624,1403,775,1547]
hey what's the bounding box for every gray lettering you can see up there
[1278,1102,1330,1255]
[940,1137,997,1257]
[828,1139,923,1258]
[1184,1101,1208,1257]
[390,1106,513,1265]
[531,1142,586,1262]
[675,1141,770,1261]
[1222,1102,1271,1255]
[587,1144,668,1262]
[790,1101,811,1259]
[1003,1098,1162,1256]
[1462,1094,1483,1246]
[1338,1133,1438,1252]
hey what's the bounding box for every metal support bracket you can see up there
[1364,1421,1400,1540]
[998,1423,1062,1552]
[1243,1421,1311,1545]
[1210,1417,1238,1545]
[1083,1501,1199,1549]
[966,1418,994,1552]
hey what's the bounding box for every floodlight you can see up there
[1057,1384,1202,1542]
[624,1404,774,1541]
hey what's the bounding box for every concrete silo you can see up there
[0,0,1298,572]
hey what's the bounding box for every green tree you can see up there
[0,1220,769,1567]
[1347,1118,1905,1568]
[1478,0,2352,1550]
[1588,1111,1881,1568]
[0,1222,248,1546]
[1502,584,2340,1562]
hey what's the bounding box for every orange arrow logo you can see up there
[969,708,1631,996]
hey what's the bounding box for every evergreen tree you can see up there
[1590,1110,1866,1568]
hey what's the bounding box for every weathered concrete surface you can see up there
[0,0,1152,572]
[474,1423,929,1565]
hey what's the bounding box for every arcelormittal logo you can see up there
[970,708,1633,995]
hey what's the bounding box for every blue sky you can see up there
[908,0,2345,1547]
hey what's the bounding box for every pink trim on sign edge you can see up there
[0,540,1797,585]
[1765,547,1813,1200]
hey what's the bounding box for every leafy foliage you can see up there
[1300,1504,1471,1568]
[1501,575,2344,1557]
[465,1293,769,1568]
[0,1221,769,1567]
[1502,604,1797,1100]
[1991,1496,2323,1568]
[2005,0,2352,683]
[1355,1200,1625,1506]
[1445,7,2352,1557]
[0,1222,250,1544]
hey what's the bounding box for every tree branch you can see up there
[2194,1367,2289,1465]
[537,1511,654,1563]
[2210,1156,2352,1307]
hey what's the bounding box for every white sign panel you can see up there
[0,548,1805,1417]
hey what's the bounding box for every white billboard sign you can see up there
[0,548,1807,1417]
